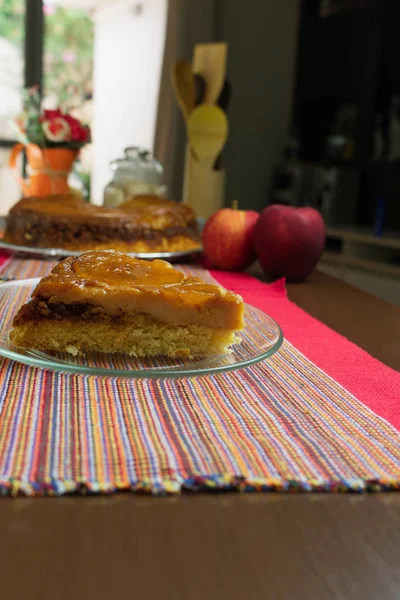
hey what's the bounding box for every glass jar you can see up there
[103,147,166,207]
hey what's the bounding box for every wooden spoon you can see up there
[193,43,228,105]
[188,105,229,169]
[171,59,195,123]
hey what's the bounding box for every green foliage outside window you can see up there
[44,5,94,110]
[0,0,24,47]
[0,0,94,111]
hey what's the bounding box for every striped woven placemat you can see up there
[0,257,399,496]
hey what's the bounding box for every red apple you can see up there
[202,206,259,270]
[254,205,326,282]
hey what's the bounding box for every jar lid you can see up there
[109,152,164,184]
[124,147,163,171]
[124,146,150,161]
[124,147,139,159]
[109,158,135,172]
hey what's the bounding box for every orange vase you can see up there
[8,143,79,197]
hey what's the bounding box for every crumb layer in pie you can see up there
[10,318,240,358]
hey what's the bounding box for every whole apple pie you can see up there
[4,193,200,254]
[10,250,244,358]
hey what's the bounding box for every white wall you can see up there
[91,0,167,204]
[220,0,300,211]
[0,37,23,213]
[0,149,21,214]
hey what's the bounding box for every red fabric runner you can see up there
[0,251,12,271]
[211,270,400,432]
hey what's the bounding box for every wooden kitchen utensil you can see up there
[194,73,207,106]
[214,79,232,169]
[183,150,226,219]
[187,105,229,169]
[182,43,229,216]
[171,59,195,123]
[192,43,228,105]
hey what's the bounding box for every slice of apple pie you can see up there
[10,250,244,358]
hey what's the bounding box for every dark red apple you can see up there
[254,205,326,282]
[202,205,259,270]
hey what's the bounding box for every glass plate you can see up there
[0,279,283,379]
[0,216,204,262]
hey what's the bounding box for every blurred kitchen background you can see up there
[0,0,399,304]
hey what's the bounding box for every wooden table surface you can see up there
[1,271,399,600]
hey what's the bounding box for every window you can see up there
[0,1,94,210]
[0,0,25,140]
[43,2,94,112]
[0,1,95,141]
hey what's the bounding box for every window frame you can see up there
[0,0,44,148]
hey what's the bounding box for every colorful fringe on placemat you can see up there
[0,257,399,496]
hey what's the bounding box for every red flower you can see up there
[39,107,90,145]
[42,108,63,122]
[42,117,72,142]
[62,114,90,142]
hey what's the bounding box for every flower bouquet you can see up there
[9,87,91,197]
